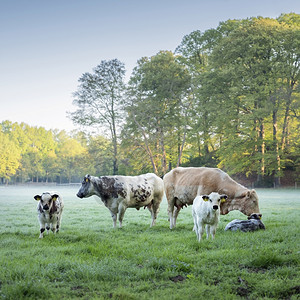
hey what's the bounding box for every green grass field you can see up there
[0,186,299,299]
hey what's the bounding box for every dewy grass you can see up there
[0,186,299,299]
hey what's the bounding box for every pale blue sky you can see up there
[0,0,299,132]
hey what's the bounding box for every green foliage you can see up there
[0,121,114,183]
[0,130,21,179]
[1,14,299,184]
[0,187,299,299]
[70,59,126,175]
[124,51,191,175]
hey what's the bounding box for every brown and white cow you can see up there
[163,167,260,229]
[76,173,164,228]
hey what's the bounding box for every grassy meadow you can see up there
[0,185,299,299]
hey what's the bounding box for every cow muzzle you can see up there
[213,205,219,210]
[76,193,83,198]
[43,204,49,210]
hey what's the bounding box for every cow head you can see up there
[202,192,228,211]
[238,189,260,216]
[77,174,95,198]
[34,192,59,212]
[248,213,262,220]
[221,189,260,216]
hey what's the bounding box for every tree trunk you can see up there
[272,109,281,187]
[132,114,158,174]
[160,133,167,174]
[260,122,265,176]
[177,129,187,167]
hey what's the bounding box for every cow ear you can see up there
[220,195,227,203]
[202,195,209,201]
[85,174,91,183]
[34,195,41,201]
[258,214,262,219]
[52,194,59,201]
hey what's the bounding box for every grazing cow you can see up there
[76,173,164,228]
[192,192,227,241]
[164,167,260,229]
[225,213,265,232]
[34,192,64,239]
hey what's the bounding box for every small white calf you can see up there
[225,213,265,232]
[34,192,64,238]
[192,192,227,242]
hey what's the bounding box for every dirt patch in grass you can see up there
[169,275,186,283]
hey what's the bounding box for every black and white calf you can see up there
[76,173,164,228]
[224,213,265,232]
[34,192,64,238]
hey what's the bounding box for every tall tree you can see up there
[70,59,126,175]
[124,51,191,174]
[209,17,299,184]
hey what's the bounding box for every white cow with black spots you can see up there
[192,192,227,242]
[225,213,266,232]
[76,173,164,228]
[34,192,64,238]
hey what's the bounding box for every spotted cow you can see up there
[34,192,64,238]
[76,173,164,228]
[225,213,266,232]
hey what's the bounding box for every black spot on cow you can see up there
[50,202,58,214]
[96,176,127,200]
[132,185,152,203]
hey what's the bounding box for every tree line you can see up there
[1,14,299,186]
[0,121,114,184]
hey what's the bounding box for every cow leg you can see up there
[146,204,155,227]
[118,203,126,228]
[110,211,117,228]
[193,216,200,240]
[206,225,210,239]
[39,227,45,239]
[197,223,204,242]
[56,216,60,233]
[192,210,197,232]
[173,206,181,229]
[51,220,58,234]
[149,200,160,227]
[167,200,175,229]
[210,225,217,240]
[46,224,50,234]
[38,217,45,238]
[57,210,63,232]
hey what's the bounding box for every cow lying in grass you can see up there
[76,173,164,228]
[34,192,64,238]
[192,192,227,242]
[225,213,265,232]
